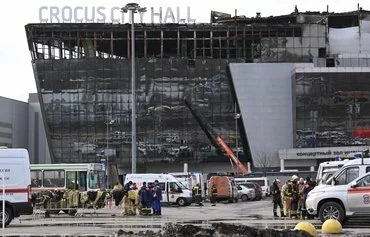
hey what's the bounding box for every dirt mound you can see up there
[115,223,312,237]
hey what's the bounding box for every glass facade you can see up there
[35,58,244,164]
[26,22,322,167]
[295,72,370,148]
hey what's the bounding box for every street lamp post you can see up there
[234,111,241,158]
[106,117,115,188]
[121,3,146,174]
[234,107,241,175]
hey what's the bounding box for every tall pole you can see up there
[106,110,109,187]
[2,173,5,231]
[131,10,137,174]
[235,105,239,175]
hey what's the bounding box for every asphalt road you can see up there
[2,199,370,236]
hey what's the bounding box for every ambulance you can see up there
[0,149,33,227]
[124,173,194,206]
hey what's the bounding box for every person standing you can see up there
[281,180,290,217]
[112,182,124,208]
[301,181,314,219]
[210,183,217,206]
[192,183,203,206]
[139,182,147,214]
[271,179,285,217]
[287,178,300,219]
[297,177,305,218]
[152,180,162,215]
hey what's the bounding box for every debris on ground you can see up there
[114,223,312,237]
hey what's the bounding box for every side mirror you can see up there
[350,183,359,188]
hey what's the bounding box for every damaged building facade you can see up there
[25,8,370,174]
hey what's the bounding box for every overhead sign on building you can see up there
[279,146,369,160]
[39,6,196,24]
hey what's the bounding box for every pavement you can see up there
[1,199,369,236]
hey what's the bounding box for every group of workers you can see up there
[112,176,315,218]
[270,175,315,219]
[111,180,162,216]
[192,183,218,206]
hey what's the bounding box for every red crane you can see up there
[183,98,248,175]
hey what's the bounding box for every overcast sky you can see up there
[1,0,369,102]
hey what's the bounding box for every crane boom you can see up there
[183,98,248,175]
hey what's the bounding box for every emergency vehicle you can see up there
[124,173,194,206]
[0,149,33,227]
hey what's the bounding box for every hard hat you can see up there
[275,178,281,183]
[291,175,299,181]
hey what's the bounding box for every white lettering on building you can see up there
[39,6,196,24]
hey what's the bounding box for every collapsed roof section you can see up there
[210,7,370,28]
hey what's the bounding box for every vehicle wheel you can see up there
[241,195,248,202]
[319,201,345,223]
[176,198,187,207]
[1,207,14,227]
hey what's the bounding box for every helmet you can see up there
[274,178,281,183]
[291,175,299,181]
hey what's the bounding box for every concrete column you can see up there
[183,163,188,173]
[280,159,285,171]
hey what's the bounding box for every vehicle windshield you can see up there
[176,181,187,189]
[89,170,106,190]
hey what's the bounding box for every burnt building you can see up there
[25,8,370,174]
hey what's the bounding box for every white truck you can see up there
[0,148,33,227]
[306,157,370,222]
[124,173,194,206]
[306,171,370,223]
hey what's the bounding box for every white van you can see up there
[0,148,33,227]
[235,177,270,197]
[124,173,194,206]
[324,158,370,186]
[316,159,350,183]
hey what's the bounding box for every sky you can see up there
[1,0,370,102]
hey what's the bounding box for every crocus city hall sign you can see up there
[39,6,196,24]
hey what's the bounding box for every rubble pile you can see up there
[115,223,312,237]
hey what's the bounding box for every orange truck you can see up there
[208,176,238,203]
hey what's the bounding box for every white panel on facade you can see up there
[229,63,303,167]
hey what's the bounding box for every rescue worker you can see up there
[152,180,163,215]
[192,183,203,206]
[297,177,305,218]
[126,187,139,215]
[281,180,290,217]
[113,182,123,190]
[210,183,217,206]
[271,178,285,217]
[287,175,300,219]
[112,182,124,208]
[123,181,133,215]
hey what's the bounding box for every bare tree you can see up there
[255,151,273,176]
